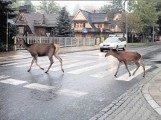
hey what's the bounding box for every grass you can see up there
[127,42,152,47]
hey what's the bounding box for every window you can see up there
[83,23,85,27]
[19,27,24,34]
[97,24,102,28]
[75,23,86,28]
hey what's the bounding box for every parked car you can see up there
[99,37,127,52]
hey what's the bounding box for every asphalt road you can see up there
[0,45,161,120]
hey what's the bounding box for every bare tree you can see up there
[38,1,60,14]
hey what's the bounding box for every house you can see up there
[14,12,59,37]
[71,9,111,38]
[15,7,123,38]
[72,9,124,38]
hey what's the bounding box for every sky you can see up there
[31,1,108,15]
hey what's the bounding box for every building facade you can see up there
[71,9,111,38]
[15,13,58,37]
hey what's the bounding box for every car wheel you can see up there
[115,46,119,51]
[122,45,126,51]
[100,49,103,52]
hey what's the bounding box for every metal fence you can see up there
[15,37,96,50]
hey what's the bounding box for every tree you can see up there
[23,0,36,13]
[55,7,74,37]
[132,0,159,33]
[98,0,123,20]
[38,1,60,14]
[156,0,161,35]
[0,0,17,51]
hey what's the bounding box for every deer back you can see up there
[30,43,55,56]
[117,51,141,61]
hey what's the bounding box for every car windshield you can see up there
[104,37,120,43]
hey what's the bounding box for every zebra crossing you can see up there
[0,55,152,98]
[0,75,87,97]
[0,58,151,80]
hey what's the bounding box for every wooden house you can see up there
[71,9,111,38]
[14,13,59,37]
[72,9,123,38]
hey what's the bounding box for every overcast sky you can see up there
[32,1,108,15]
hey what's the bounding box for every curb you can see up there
[141,67,161,115]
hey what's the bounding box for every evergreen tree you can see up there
[0,0,17,51]
[55,7,74,37]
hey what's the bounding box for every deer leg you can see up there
[28,57,35,72]
[132,61,140,76]
[114,62,121,77]
[54,53,64,72]
[45,56,54,73]
[140,62,145,77]
[35,57,44,70]
[124,61,131,77]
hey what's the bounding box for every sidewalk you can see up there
[1,44,161,119]
[90,67,161,120]
[0,45,99,62]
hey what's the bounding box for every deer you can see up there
[16,38,64,73]
[105,49,145,77]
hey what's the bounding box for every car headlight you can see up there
[100,43,103,47]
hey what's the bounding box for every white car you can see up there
[99,37,127,52]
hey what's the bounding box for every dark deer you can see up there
[105,49,145,77]
[16,38,64,73]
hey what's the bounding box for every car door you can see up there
[119,38,126,48]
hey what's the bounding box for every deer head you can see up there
[105,48,113,57]
[16,38,24,47]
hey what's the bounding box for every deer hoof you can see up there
[27,69,30,72]
[114,74,117,77]
[45,71,48,73]
[62,69,64,72]
[41,68,44,70]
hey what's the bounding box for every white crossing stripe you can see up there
[57,89,87,97]
[115,66,151,81]
[50,60,95,71]
[0,79,28,85]
[23,83,54,91]
[1,61,31,67]
[14,59,79,68]
[68,63,106,74]
[38,60,80,68]
[90,67,117,78]
[0,75,10,79]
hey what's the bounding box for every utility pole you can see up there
[152,26,155,43]
[6,12,8,51]
[125,1,128,43]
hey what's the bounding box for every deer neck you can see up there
[22,41,30,51]
[111,52,119,59]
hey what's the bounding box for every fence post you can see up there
[89,38,90,46]
[71,37,72,47]
[78,39,79,47]
[40,37,41,43]
[64,37,66,47]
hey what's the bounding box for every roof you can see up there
[79,9,108,28]
[15,13,59,34]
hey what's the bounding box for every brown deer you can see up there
[16,38,64,73]
[105,49,145,77]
